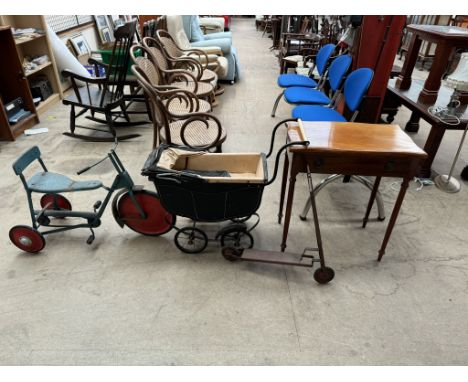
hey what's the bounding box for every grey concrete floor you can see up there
[1,18,468,365]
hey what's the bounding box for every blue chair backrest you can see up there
[12,146,41,175]
[327,55,352,91]
[316,44,336,76]
[343,68,374,112]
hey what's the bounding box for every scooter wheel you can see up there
[9,225,45,254]
[117,190,175,236]
[40,194,72,212]
[313,266,335,284]
[174,227,208,254]
[222,247,244,262]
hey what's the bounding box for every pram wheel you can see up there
[313,266,335,284]
[220,227,254,250]
[9,225,45,254]
[222,247,244,262]
[175,227,208,254]
[40,194,72,213]
[117,190,175,236]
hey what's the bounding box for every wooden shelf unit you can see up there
[0,15,63,117]
[0,26,39,141]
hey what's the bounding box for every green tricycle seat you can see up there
[27,172,102,193]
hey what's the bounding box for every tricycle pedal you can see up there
[93,200,102,210]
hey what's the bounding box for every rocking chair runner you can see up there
[62,20,147,142]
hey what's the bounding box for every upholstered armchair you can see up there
[167,15,239,83]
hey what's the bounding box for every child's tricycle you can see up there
[9,142,174,253]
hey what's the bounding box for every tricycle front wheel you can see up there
[117,190,175,236]
[9,225,45,254]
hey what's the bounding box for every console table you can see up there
[384,78,468,178]
[279,121,427,261]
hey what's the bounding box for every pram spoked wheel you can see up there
[313,266,335,284]
[220,227,254,250]
[222,247,244,262]
[175,227,208,254]
[117,190,175,236]
[40,194,72,212]
[9,225,45,253]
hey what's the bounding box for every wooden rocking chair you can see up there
[62,20,147,141]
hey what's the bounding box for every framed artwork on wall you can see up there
[69,33,91,56]
[94,15,115,44]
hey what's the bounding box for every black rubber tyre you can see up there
[221,247,244,262]
[313,266,335,284]
[174,227,208,254]
[220,227,254,250]
[9,225,46,254]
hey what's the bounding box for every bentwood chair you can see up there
[271,43,336,117]
[141,37,215,103]
[154,30,218,87]
[130,45,212,117]
[131,47,226,151]
[61,20,147,142]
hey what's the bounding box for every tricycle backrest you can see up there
[12,146,41,175]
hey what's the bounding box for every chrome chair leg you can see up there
[299,174,386,221]
[271,91,284,117]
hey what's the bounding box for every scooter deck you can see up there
[223,247,318,268]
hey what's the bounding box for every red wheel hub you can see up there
[9,225,45,253]
[117,191,175,236]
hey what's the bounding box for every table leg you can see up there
[377,177,410,261]
[405,111,421,133]
[278,151,290,224]
[280,157,299,252]
[362,176,382,228]
[420,124,446,178]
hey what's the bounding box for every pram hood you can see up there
[142,144,268,184]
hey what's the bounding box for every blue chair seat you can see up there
[278,74,318,88]
[292,105,347,122]
[27,172,102,193]
[284,87,331,105]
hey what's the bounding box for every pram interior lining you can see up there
[158,147,267,184]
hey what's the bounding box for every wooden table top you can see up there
[407,24,468,41]
[287,121,427,158]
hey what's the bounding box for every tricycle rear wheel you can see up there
[117,190,175,236]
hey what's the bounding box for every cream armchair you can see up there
[166,15,229,79]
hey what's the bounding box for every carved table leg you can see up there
[405,111,421,133]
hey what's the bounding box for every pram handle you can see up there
[266,118,297,159]
[265,140,309,186]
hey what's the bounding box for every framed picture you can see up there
[101,27,112,43]
[94,15,109,29]
[69,34,91,56]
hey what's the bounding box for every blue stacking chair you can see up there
[281,54,352,111]
[271,43,336,117]
[292,67,374,123]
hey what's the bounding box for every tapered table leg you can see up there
[378,177,410,261]
[280,158,299,252]
[362,176,382,228]
[278,151,289,224]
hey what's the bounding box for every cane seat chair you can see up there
[132,63,226,151]
[154,31,218,86]
[61,20,146,141]
[130,45,212,117]
[141,38,215,101]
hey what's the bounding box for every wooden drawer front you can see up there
[298,154,417,177]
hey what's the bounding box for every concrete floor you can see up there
[1,18,468,365]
